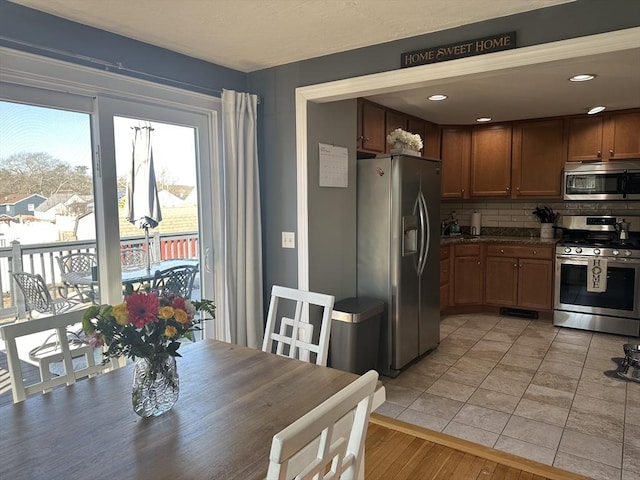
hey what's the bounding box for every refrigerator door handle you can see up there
[416,190,429,276]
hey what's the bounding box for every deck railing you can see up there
[0,232,198,320]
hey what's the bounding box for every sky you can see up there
[0,101,197,186]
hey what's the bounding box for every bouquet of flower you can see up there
[386,128,423,151]
[82,291,216,363]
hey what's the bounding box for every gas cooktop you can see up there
[557,238,640,249]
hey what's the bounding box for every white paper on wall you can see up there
[319,143,348,188]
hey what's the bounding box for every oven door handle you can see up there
[556,254,640,264]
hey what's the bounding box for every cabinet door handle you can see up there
[461,188,465,193]
[597,150,602,157]
[610,150,614,156]
[477,261,481,265]
[533,250,537,255]
[514,263,518,268]
[500,249,504,253]
[506,186,510,192]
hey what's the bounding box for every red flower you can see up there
[172,296,186,311]
[125,292,160,328]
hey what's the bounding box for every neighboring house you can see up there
[183,188,198,205]
[0,194,46,217]
[158,190,184,207]
[34,193,89,220]
[75,205,198,241]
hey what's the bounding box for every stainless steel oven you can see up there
[554,215,640,337]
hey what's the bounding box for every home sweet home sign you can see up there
[401,32,516,68]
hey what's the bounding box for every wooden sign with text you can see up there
[401,32,516,68]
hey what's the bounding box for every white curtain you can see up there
[214,89,263,348]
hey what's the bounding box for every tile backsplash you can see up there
[441,199,640,237]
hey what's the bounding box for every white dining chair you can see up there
[262,285,335,366]
[266,369,378,480]
[0,308,116,403]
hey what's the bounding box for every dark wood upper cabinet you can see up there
[606,110,640,160]
[512,118,565,198]
[566,115,605,161]
[566,109,640,161]
[470,123,512,197]
[357,99,386,153]
[423,121,441,159]
[440,127,470,199]
[384,110,408,153]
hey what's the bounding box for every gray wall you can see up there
[249,0,640,302]
[307,100,358,301]
[0,0,246,95]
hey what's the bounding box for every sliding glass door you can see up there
[1,82,217,336]
[0,84,96,319]
[96,97,215,329]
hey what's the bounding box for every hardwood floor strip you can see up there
[365,427,419,480]
[450,452,493,479]
[376,436,430,479]
[433,448,466,479]
[392,441,439,480]
[409,443,456,479]
[478,460,499,480]
[369,413,592,480]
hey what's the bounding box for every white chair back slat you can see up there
[266,370,378,480]
[262,285,335,366]
[0,308,116,403]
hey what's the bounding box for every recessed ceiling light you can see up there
[587,106,606,115]
[427,94,448,101]
[569,74,596,82]
[476,117,492,123]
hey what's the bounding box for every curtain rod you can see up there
[1,35,240,98]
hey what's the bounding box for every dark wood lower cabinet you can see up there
[445,242,553,313]
[452,244,483,305]
[485,256,518,306]
[440,246,450,312]
[517,258,553,310]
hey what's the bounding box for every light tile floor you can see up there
[375,313,640,480]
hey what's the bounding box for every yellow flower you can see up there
[112,303,129,326]
[174,308,189,324]
[158,306,175,320]
[164,325,178,338]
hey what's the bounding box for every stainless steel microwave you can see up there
[563,161,640,200]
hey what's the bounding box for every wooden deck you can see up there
[366,413,593,480]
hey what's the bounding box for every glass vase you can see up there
[132,355,179,417]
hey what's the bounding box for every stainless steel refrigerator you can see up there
[357,153,441,376]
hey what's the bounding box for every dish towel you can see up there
[587,258,607,293]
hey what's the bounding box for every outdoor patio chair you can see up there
[12,272,79,320]
[262,286,335,366]
[266,370,378,480]
[151,264,199,299]
[120,247,148,271]
[56,252,98,303]
[0,308,117,403]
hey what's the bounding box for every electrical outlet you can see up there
[282,231,295,249]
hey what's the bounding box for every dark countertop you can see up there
[440,235,558,246]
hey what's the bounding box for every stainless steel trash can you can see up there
[330,297,384,374]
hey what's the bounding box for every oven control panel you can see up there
[558,245,639,258]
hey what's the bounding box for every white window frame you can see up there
[0,47,222,336]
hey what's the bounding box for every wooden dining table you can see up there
[0,339,361,479]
